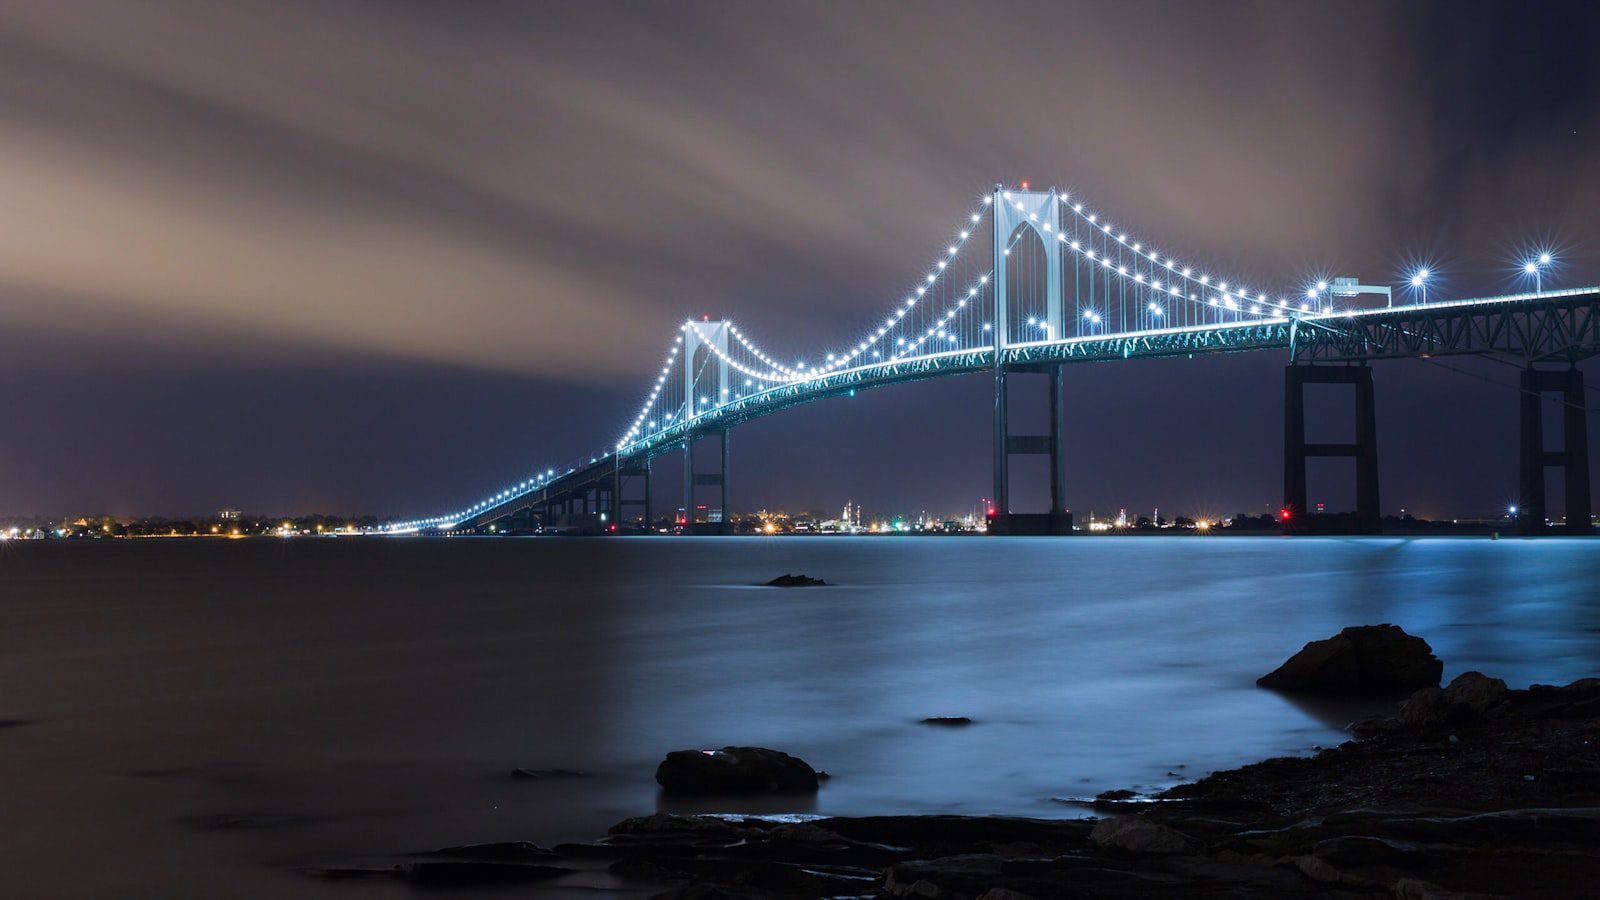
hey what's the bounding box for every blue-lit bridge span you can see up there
[392,186,1600,536]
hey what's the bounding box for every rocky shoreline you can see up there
[307,627,1600,898]
[558,674,1600,899]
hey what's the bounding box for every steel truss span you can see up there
[389,185,1600,535]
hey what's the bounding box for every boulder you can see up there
[655,747,819,793]
[1088,816,1197,855]
[1443,671,1508,715]
[1257,625,1442,695]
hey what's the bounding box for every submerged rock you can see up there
[920,716,973,726]
[765,574,826,587]
[655,747,819,793]
[1257,624,1442,695]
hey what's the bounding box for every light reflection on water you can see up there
[0,536,1595,896]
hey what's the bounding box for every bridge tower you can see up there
[681,321,732,534]
[1283,363,1381,534]
[989,187,1071,534]
[1517,367,1592,534]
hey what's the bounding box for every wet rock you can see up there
[1397,687,1453,728]
[1350,714,1404,737]
[765,573,826,587]
[649,885,762,900]
[1257,624,1442,696]
[424,841,558,861]
[1088,816,1197,855]
[401,860,571,885]
[977,889,1039,900]
[921,716,973,726]
[608,813,753,838]
[655,747,819,793]
[1095,789,1137,802]
[1444,671,1508,715]
[511,767,588,779]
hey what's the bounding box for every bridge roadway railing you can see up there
[458,286,1600,531]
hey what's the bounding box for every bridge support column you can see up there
[681,431,730,534]
[1283,364,1380,534]
[1517,367,1592,535]
[612,456,653,533]
[989,364,1073,535]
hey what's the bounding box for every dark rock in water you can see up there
[1257,624,1442,695]
[655,746,819,793]
[765,573,826,587]
[511,767,588,779]
[425,841,558,861]
[921,716,973,726]
[401,861,571,885]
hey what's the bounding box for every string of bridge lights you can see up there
[400,189,1575,533]
[1044,190,1304,318]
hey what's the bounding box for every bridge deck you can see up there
[439,286,1600,530]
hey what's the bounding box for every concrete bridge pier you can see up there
[1518,367,1592,534]
[611,456,652,531]
[681,430,730,534]
[1283,363,1380,534]
[989,363,1073,535]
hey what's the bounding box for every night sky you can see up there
[1,0,1597,521]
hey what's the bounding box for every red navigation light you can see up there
[1020,181,1029,190]
[702,314,710,321]
[1279,507,1292,522]
[608,523,618,533]
[985,506,996,518]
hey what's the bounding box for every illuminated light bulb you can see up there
[1539,253,1552,264]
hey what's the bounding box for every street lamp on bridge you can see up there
[1410,268,1431,304]
[1524,252,1553,293]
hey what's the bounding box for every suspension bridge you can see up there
[391,186,1600,536]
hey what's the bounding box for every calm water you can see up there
[1,536,1597,897]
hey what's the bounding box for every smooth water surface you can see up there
[1,536,1596,897]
